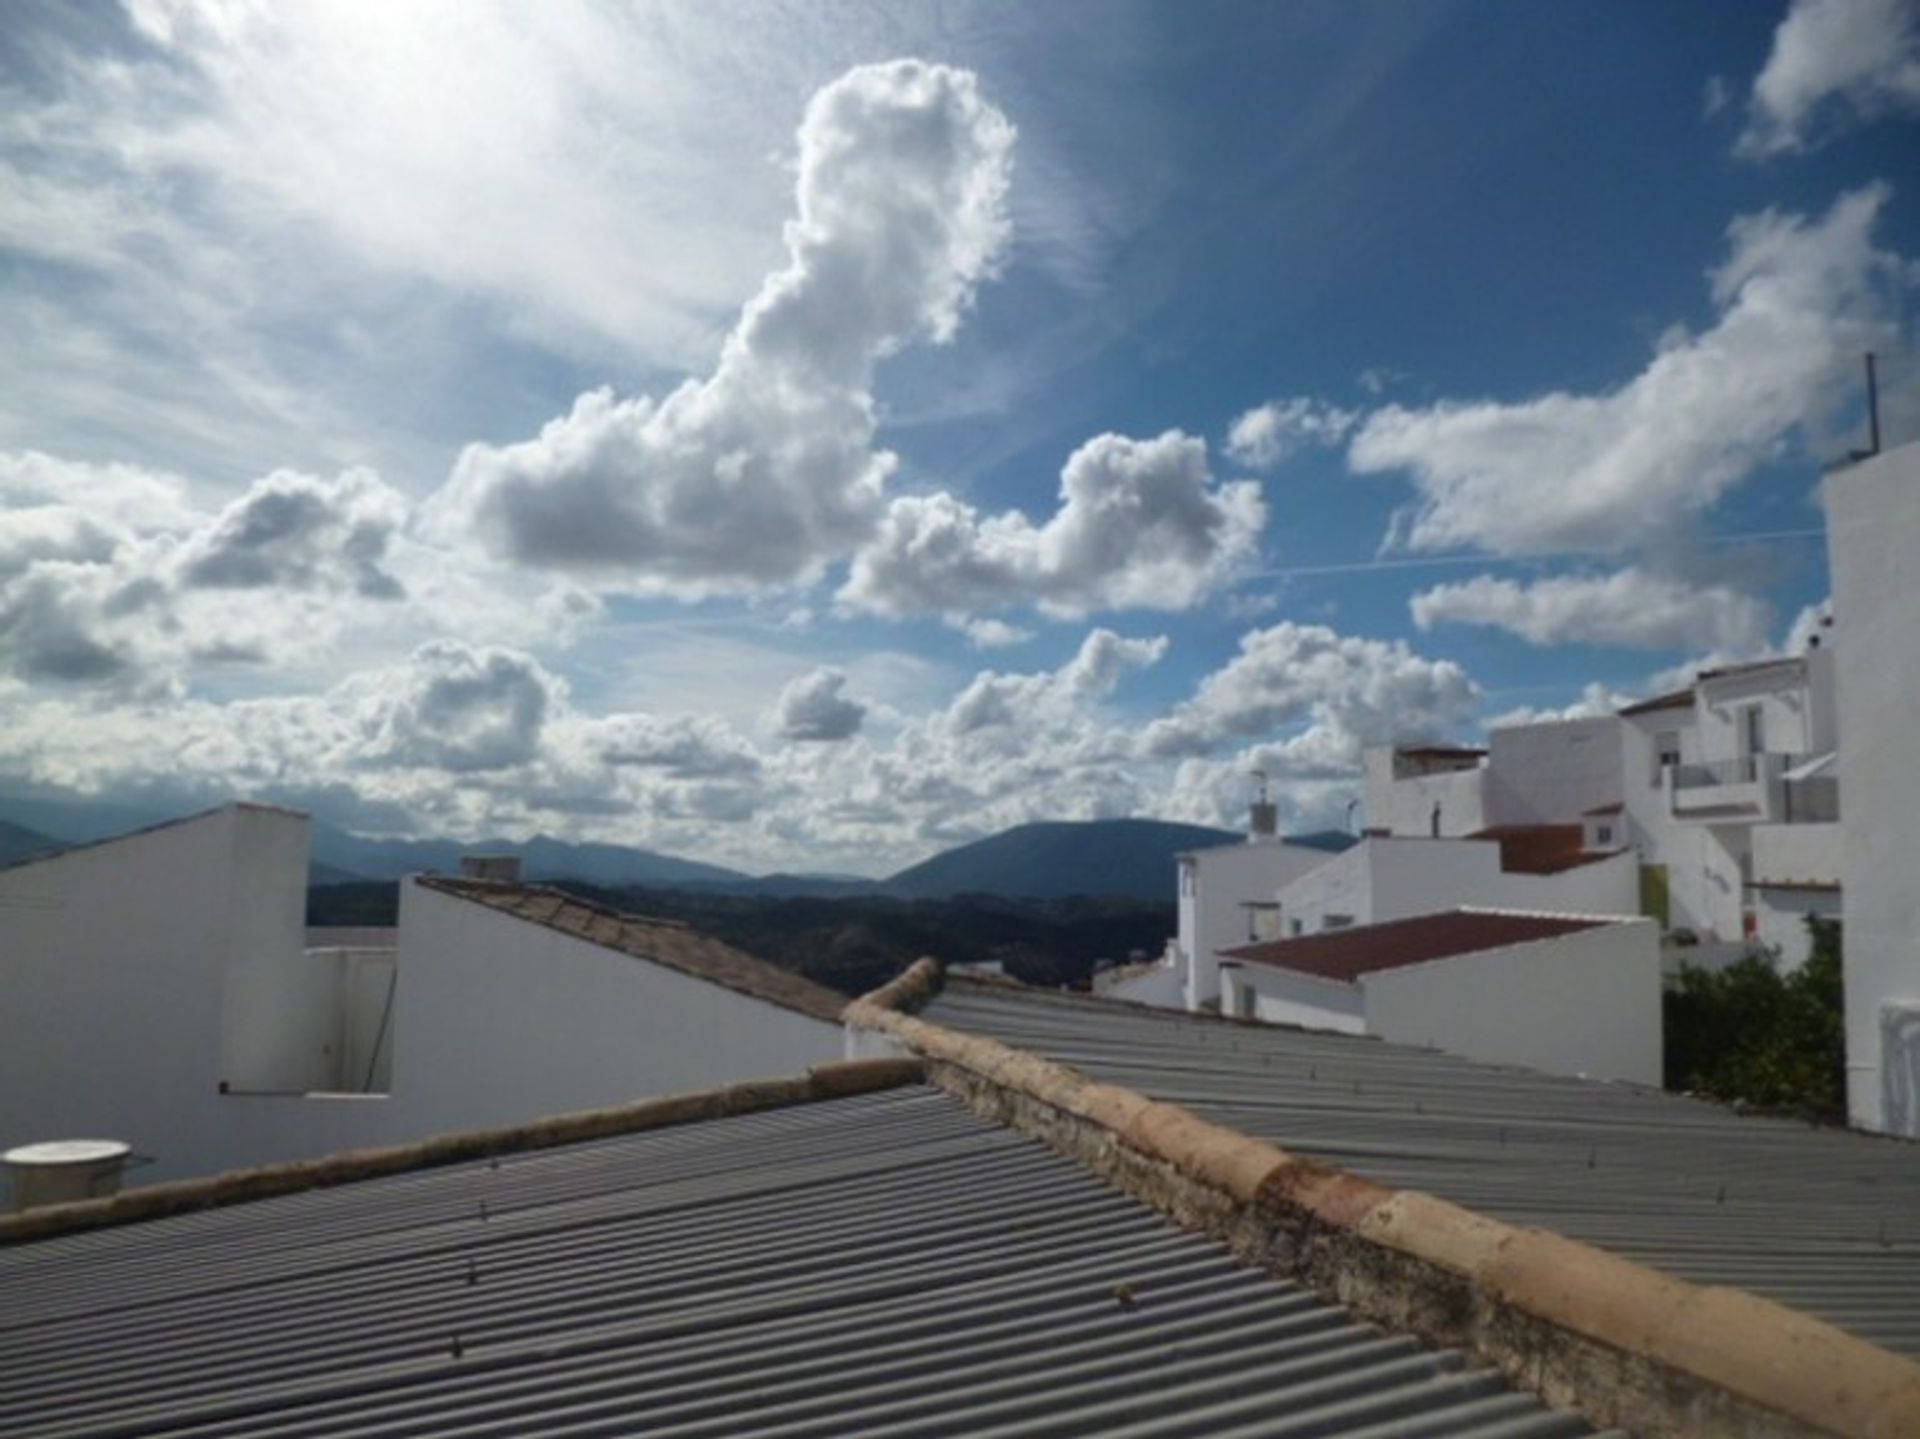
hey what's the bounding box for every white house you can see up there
[1272,827,1638,937]
[1826,434,1920,1138]
[0,805,847,1195]
[1217,908,1662,1085]
[1365,651,1842,969]
[1614,649,1841,967]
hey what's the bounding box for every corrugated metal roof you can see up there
[0,1086,1614,1438]
[1224,910,1614,982]
[922,982,1920,1359]
[418,876,847,1022]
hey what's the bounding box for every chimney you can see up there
[460,854,522,884]
[1248,768,1278,841]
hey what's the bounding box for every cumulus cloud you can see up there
[840,430,1265,619]
[178,467,406,599]
[1349,186,1908,555]
[775,666,868,741]
[1225,397,1358,471]
[429,60,1015,595]
[0,453,414,694]
[1738,0,1920,158]
[1409,568,1774,653]
[1140,620,1479,768]
[359,642,559,772]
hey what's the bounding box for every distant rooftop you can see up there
[1468,822,1614,874]
[1616,687,1694,717]
[1224,908,1614,983]
[418,875,847,1023]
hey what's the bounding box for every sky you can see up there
[3,0,1919,875]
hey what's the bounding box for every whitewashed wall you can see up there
[0,808,846,1197]
[1098,958,1185,1009]
[1226,962,1366,1033]
[1827,440,1920,1135]
[1361,749,1487,837]
[390,881,843,1135]
[1361,919,1662,1084]
[1274,836,1638,935]
[1752,886,1841,971]
[1177,840,1336,1008]
[1483,716,1624,827]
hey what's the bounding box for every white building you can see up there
[1217,908,1662,1085]
[1364,652,1842,969]
[1273,828,1638,937]
[0,805,847,1194]
[1826,435,1920,1138]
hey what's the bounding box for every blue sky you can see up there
[2,0,1917,872]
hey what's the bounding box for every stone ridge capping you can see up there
[845,955,946,1017]
[0,1058,925,1245]
[843,992,1919,1439]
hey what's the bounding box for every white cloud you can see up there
[840,430,1265,619]
[1224,397,1358,470]
[775,667,868,742]
[358,642,560,772]
[1349,186,1908,555]
[1409,568,1774,653]
[1738,0,1920,158]
[0,454,417,694]
[959,617,1033,649]
[1139,620,1479,769]
[428,60,1015,597]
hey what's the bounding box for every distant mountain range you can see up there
[0,793,1354,903]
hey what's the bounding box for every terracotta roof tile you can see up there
[1467,823,1608,874]
[1223,908,1616,983]
[417,876,847,1023]
[1617,687,1694,717]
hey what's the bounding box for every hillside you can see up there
[0,819,64,867]
[305,824,748,888]
[884,818,1242,901]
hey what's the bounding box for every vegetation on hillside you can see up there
[307,881,1173,998]
[1663,917,1845,1118]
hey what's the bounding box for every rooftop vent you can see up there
[4,1140,131,1213]
[1248,769,1278,840]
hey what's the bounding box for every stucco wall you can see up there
[1098,959,1184,1009]
[1361,748,1487,837]
[390,880,843,1135]
[1227,962,1367,1033]
[1483,716,1623,827]
[1361,919,1662,1085]
[1274,836,1638,935]
[0,808,846,1196]
[1827,440,1920,1135]
[1752,886,1841,972]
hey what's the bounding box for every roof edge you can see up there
[0,1058,925,1246]
[844,996,1918,1439]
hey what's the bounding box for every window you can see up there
[1323,913,1353,930]
[1290,918,1304,937]
[1653,730,1681,784]
[1235,985,1256,1019]
[1596,824,1613,846]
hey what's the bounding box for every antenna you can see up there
[1250,768,1270,804]
[1867,351,1882,457]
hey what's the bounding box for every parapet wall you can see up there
[846,962,1919,1439]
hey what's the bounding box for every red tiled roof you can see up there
[1696,655,1801,685]
[417,877,848,1023]
[1584,802,1624,816]
[1224,909,1615,983]
[1467,823,1608,874]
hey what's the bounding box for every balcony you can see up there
[1668,752,1794,822]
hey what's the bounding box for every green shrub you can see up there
[1663,916,1844,1116]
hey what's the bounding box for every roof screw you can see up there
[1715,1183,1727,1204]
[478,1199,490,1222]
[466,1259,478,1286]
[1498,1126,1508,1146]
[1308,1066,1317,1080]
[450,1334,465,1360]
[1586,1149,1596,1170]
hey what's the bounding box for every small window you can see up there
[1290,918,1304,937]
[1596,824,1613,846]
[1653,730,1681,784]
[1235,985,1256,1019]
[1324,913,1354,931]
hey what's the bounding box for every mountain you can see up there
[0,819,65,867]
[882,819,1242,902]
[305,824,748,888]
